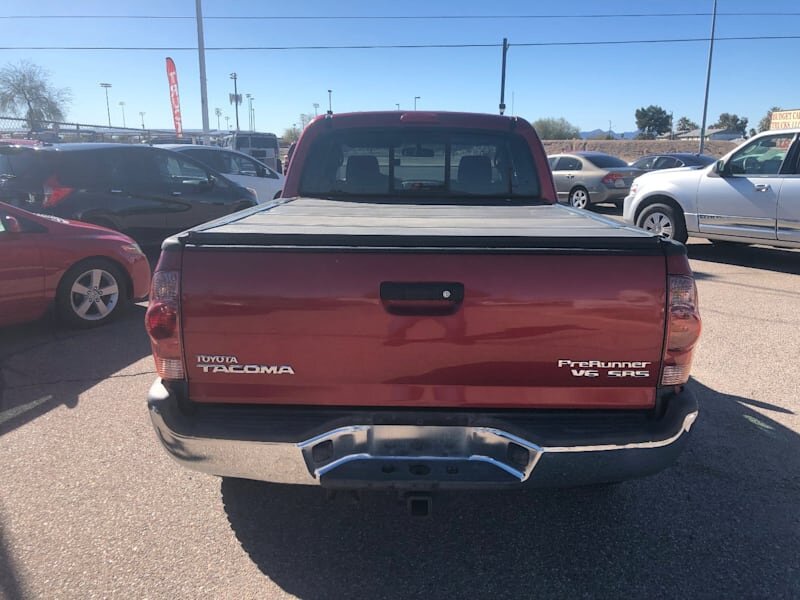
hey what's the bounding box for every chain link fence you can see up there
[0,116,208,144]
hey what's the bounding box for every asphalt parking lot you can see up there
[1,238,799,599]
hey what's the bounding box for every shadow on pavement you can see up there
[0,304,151,436]
[689,243,800,276]
[588,203,622,216]
[221,379,799,598]
[0,524,25,600]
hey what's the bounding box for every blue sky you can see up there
[1,0,798,134]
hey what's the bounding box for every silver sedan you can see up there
[548,152,642,208]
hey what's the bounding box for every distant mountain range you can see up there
[580,129,640,140]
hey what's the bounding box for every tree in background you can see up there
[758,107,781,133]
[282,126,300,143]
[0,60,70,129]
[531,117,580,140]
[713,113,748,135]
[676,116,699,132]
[634,105,671,139]
[299,113,315,129]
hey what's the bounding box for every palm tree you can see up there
[0,61,71,130]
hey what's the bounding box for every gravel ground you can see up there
[1,238,798,599]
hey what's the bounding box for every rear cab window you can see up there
[299,128,540,203]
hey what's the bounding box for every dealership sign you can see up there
[769,109,800,130]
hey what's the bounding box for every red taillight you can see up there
[601,172,623,185]
[42,176,74,208]
[145,270,185,380]
[661,275,701,385]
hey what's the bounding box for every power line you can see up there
[1,35,799,51]
[1,12,800,20]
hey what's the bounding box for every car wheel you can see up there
[637,203,687,243]
[569,187,590,209]
[56,259,129,328]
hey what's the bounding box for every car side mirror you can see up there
[2,215,22,233]
[715,159,729,177]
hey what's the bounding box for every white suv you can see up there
[623,129,800,248]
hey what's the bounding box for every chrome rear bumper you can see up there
[148,380,698,489]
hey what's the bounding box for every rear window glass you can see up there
[583,154,629,169]
[0,149,43,180]
[299,129,540,201]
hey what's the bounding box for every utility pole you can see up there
[100,83,112,126]
[195,0,210,139]
[250,98,255,130]
[414,96,420,110]
[699,0,717,154]
[214,107,221,130]
[230,73,240,131]
[327,89,333,115]
[396,103,400,110]
[224,115,230,130]
[313,102,319,117]
[139,111,146,130]
[119,102,126,127]
[499,38,509,115]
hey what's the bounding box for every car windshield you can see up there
[300,128,540,202]
[583,154,629,168]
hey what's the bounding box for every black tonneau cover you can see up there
[178,197,678,255]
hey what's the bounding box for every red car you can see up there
[0,201,151,328]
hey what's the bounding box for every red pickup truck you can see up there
[146,112,700,509]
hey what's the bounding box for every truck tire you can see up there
[637,203,687,243]
[56,258,129,328]
[569,187,590,209]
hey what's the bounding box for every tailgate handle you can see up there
[380,282,464,316]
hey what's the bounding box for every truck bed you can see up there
[182,198,665,250]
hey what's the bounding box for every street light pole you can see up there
[246,93,252,130]
[313,103,319,117]
[230,73,240,131]
[195,0,210,139]
[100,83,112,127]
[214,107,221,130]
[250,98,255,131]
[139,112,146,130]
[414,96,420,110]
[396,103,400,110]
[499,38,508,115]
[699,0,718,154]
[225,115,230,130]
[119,102,126,128]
